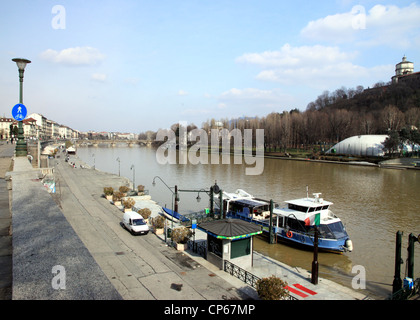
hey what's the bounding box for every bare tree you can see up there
[381,105,404,132]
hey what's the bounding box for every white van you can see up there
[122,211,149,235]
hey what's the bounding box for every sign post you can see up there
[12,103,28,157]
[12,103,27,121]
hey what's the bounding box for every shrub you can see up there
[152,215,165,229]
[137,185,145,193]
[256,276,289,300]
[119,185,130,193]
[122,197,136,209]
[103,187,114,196]
[171,227,192,244]
[113,191,124,201]
[138,208,151,220]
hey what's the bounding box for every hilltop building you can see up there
[391,55,420,84]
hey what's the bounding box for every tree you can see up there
[381,105,403,132]
[382,131,400,156]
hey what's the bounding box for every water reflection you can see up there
[77,146,420,299]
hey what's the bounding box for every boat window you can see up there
[288,204,308,213]
[317,225,335,239]
[317,222,348,239]
[322,205,329,210]
[277,216,284,227]
[285,217,306,232]
[327,221,348,239]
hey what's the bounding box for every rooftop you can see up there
[198,219,262,239]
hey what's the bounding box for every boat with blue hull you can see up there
[220,189,353,254]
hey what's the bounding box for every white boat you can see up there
[66,146,76,154]
[220,189,353,253]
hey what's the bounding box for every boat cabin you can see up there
[225,198,271,220]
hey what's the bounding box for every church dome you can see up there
[395,56,414,76]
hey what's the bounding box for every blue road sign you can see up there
[12,103,27,121]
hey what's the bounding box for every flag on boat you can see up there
[304,213,320,226]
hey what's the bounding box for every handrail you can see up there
[387,278,420,300]
[223,260,297,300]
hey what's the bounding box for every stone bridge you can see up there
[75,139,152,147]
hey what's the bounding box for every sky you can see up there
[1,0,419,134]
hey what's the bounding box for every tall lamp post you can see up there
[12,58,31,157]
[152,176,179,244]
[130,165,135,192]
[116,157,120,176]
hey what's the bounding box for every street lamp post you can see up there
[311,226,319,285]
[130,165,135,192]
[152,176,178,244]
[12,58,31,157]
[116,157,120,176]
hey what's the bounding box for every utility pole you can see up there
[174,185,179,214]
[392,231,403,294]
[311,226,319,285]
[219,189,223,219]
[269,200,274,244]
[209,186,214,218]
[407,233,418,279]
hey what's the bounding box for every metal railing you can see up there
[180,210,218,227]
[223,260,298,300]
[224,260,260,288]
[387,278,420,300]
[187,240,207,259]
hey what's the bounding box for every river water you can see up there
[76,145,420,299]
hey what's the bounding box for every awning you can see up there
[232,199,268,208]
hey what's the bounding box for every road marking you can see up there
[286,285,308,298]
[293,283,317,296]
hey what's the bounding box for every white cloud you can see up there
[178,90,188,96]
[124,77,140,85]
[219,87,296,110]
[301,3,420,48]
[91,73,107,82]
[237,44,356,69]
[235,44,380,88]
[40,47,105,65]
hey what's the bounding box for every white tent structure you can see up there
[326,135,388,157]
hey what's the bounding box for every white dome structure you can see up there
[327,135,388,157]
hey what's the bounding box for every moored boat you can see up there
[220,189,353,253]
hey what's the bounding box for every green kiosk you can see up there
[198,219,262,270]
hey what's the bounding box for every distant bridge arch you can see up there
[75,139,152,147]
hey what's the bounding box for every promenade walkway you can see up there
[7,154,121,299]
[0,143,14,300]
